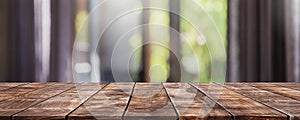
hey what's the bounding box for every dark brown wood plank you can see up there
[192,83,287,120]
[0,83,27,91]
[248,83,300,101]
[163,83,231,120]
[0,83,75,120]
[68,83,134,120]
[0,82,297,120]
[13,83,107,120]
[222,83,300,120]
[0,83,51,102]
[123,83,177,120]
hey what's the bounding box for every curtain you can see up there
[8,0,36,82]
[227,0,300,82]
[0,0,75,82]
[0,0,9,81]
[1,0,299,82]
[284,0,300,82]
[49,0,75,82]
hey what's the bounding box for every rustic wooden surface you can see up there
[0,82,299,120]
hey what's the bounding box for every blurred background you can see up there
[0,0,299,82]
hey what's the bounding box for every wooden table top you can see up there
[0,82,299,120]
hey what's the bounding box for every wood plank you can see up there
[13,83,107,120]
[163,83,231,120]
[248,83,300,101]
[0,83,51,101]
[68,82,134,120]
[0,83,27,91]
[0,82,297,119]
[268,83,300,91]
[222,83,300,120]
[192,83,287,120]
[0,83,75,120]
[123,83,177,120]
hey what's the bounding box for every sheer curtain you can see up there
[284,0,300,82]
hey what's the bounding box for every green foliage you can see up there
[180,0,227,82]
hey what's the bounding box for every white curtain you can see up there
[284,0,300,82]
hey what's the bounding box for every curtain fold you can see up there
[8,0,36,82]
[227,0,300,82]
[50,0,75,82]
[284,0,300,82]
[0,0,9,82]
[34,0,51,82]
[0,0,75,82]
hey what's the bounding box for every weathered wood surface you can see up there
[221,83,300,120]
[163,83,231,120]
[13,83,106,120]
[0,83,74,120]
[271,83,300,91]
[123,83,177,120]
[0,83,27,91]
[0,82,298,120]
[191,83,287,120]
[249,83,300,101]
[0,83,51,102]
[69,83,133,120]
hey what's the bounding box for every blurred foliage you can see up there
[130,0,227,82]
[75,0,227,82]
[148,0,171,82]
[75,11,89,42]
[180,0,227,82]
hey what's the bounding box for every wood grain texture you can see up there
[69,83,134,120]
[0,82,299,120]
[0,83,75,120]
[0,83,50,102]
[222,83,300,120]
[0,83,27,91]
[192,83,287,120]
[124,83,177,120]
[271,83,300,91]
[163,83,231,120]
[248,83,300,101]
[13,83,106,120]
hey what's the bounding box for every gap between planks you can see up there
[215,83,293,120]
[11,84,76,120]
[189,83,235,120]
[162,83,180,119]
[121,82,136,120]
[1,82,298,120]
[65,83,110,120]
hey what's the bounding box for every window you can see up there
[73,0,228,82]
